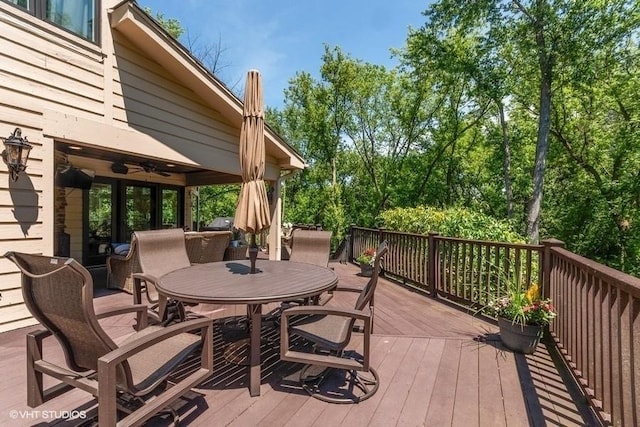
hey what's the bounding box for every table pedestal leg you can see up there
[248,303,262,396]
[157,295,168,321]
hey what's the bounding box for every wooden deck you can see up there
[0,261,597,426]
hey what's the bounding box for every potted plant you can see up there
[356,247,377,277]
[230,228,245,248]
[282,222,293,239]
[484,283,557,354]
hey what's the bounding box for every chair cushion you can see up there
[114,244,131,255]
[289,314,352,352]
[120,325,201,392]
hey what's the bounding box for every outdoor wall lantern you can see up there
[2,127,32,181]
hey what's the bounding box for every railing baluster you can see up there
[619,291,633,426]
[593,276,603,412]
[586,273,595,394]
[602,281,612,419]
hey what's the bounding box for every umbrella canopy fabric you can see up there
[234,70,271,234]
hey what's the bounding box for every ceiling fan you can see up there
[111,160,171,177]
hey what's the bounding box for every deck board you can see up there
[0,261,594,426]
[368,338,429,427]
[395,338,444,426]
[424,338,462,425]
[478,339,508,426]
[452,339,479,427]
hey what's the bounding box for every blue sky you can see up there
[140,0,430,108]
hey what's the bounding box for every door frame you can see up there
[82,177,185,265]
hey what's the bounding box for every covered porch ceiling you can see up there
[57,142,243,185]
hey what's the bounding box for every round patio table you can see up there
[156,259,338,397]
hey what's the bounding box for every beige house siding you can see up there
[0,6,106,121]
[0,0,304,332]
[0,1,106,331]
[109,35,250,174]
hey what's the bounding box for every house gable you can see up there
[108,1,304,173]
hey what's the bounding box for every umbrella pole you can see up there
[249,233,258,274]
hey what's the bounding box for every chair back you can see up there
[355,241,388,311]
[185,231,231,264]
[134,229,191,299]
[289,229,332,267]
[5,252,117,373]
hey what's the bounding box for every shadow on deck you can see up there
[0,261,597,426]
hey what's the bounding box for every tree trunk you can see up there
[331,156,337,187]
[497,101,514,218]
[526,6,553,244]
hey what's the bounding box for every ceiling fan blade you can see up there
[138,161,171,177]
[111,161,129,174]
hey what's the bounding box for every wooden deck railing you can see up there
[349,225,639,425]
[548,246,640,426]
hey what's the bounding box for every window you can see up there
[3,0,99,43]
[8,0,29,8]
[46,0,95,41]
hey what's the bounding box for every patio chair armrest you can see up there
[27,328,52,343]
[281,305,370,323]
[95,304,147,319]
[333,285,363,294]
[98,317,213,366]
[132,273,162,305]
[95,304,148,329]
[132,272,161,284]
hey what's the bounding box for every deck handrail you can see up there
[349,225,639,425]
[548,245,640,425]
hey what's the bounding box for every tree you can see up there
[277,46,438,229]
[144,7,233,82]
[144,8,183,39]
[404,0,639,243]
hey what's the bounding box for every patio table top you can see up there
[156,259,338,397]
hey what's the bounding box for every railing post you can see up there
[541,238,564,300]
[428,232,440,298]
[349,223,355,263]
[378,228,386,277]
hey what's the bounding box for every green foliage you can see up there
[379,206,524,243]
[192,185,240,228]
[270,0,640,277]
[144,7,184,39]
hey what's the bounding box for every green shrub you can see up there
[379,206,524,243]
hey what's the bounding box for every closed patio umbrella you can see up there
[234,69,270,273]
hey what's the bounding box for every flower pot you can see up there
[359,262,374,277]
[498,317,544,354]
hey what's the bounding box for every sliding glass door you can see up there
[162,188,180,229]
[124,184,153,239]
[85,182,115,266]
[83,179,184,266]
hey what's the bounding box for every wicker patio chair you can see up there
[280,240,388,403]
[288,229,333,305]
[184,231,232,264]
[106,239,140,294]
[132,229,193,324]
[5,251,213,427]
